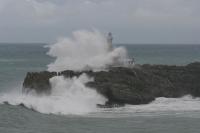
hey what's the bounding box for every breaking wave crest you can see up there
[1,94,200,116]
[0,74,107,115]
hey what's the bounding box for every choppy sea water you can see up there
[0,43,200,133]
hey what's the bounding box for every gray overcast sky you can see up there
[0,0,200,44]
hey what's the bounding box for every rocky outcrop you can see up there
[23,62,200,107]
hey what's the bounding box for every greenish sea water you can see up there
[0,44,200,133]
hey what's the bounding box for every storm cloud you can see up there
[0,0,199,44]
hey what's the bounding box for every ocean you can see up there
[0,43,200,133]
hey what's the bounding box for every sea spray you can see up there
[0,30,131,115]
[47,30,128,72]
[0,74,107,115]
[1,30,128,115]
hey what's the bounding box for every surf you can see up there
[0,74,106,115]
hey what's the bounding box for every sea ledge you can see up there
[23,62,200,108]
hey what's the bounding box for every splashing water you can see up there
[0,74,107,115]
[47,30,128,72]
[2,30,199,116]
[0,30,128,115]
[101,95,200,114]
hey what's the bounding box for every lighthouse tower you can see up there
[107,32,113,51]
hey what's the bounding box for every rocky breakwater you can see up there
[23,62,200,107]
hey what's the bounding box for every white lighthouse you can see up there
[106,32,135,68]
[107,32,113,51]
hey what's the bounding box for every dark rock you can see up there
[22,71,57,94]
[23,62,200,107]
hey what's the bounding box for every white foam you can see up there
[100,95,200,114]
[46,30,128,72]
[0,74,107,115]
[0,30,127,116]
[1,88,200,116]
[2,30,199,116]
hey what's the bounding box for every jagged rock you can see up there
[23,71,57,94]
[23,62,200,107]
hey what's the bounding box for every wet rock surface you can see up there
[23,62,200,107]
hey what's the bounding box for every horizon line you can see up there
[0,42,200,45]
